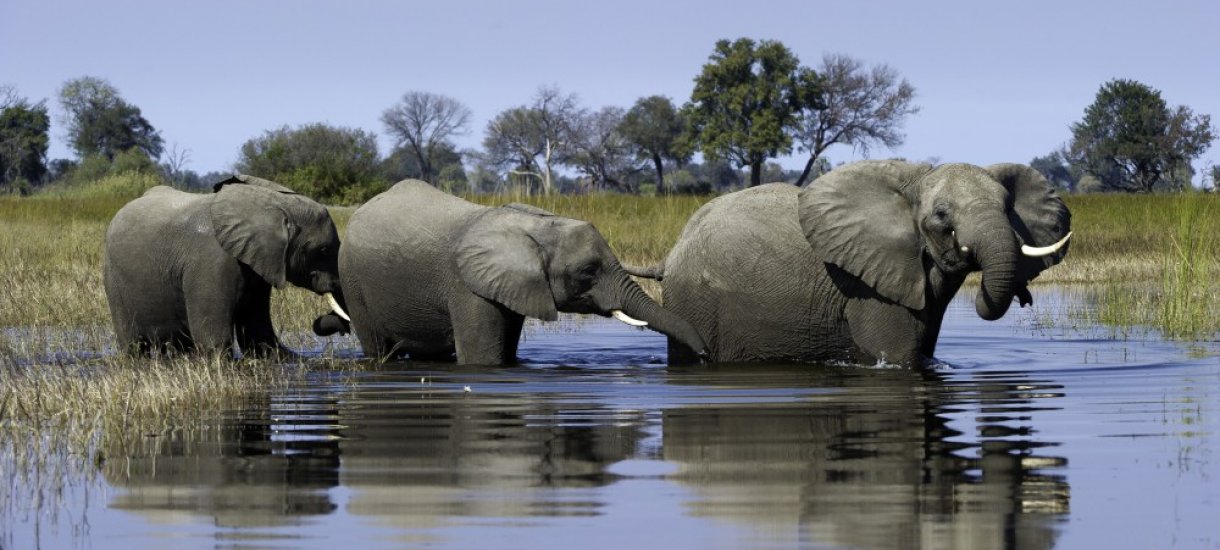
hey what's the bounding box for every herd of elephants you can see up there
[103,160,1072,368]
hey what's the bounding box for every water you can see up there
[4,289,1220,549]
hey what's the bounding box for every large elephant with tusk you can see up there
[319,179,708,364]
[104,175,349,357]
[632,160,1071,367]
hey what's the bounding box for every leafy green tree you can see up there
[793,54,918,186]
[1067,79,1215,192]
[58,76,163,161]
[380,91,471,184]
[686,38,813,187]
[619,95,688,193]
[0,88,50,192]
[234,123,385,204]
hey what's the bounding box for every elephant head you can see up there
[211,175,349,319]
[454,205,708,355]
[798,160,1070,320]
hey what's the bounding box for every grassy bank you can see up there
[2,176,1219,462]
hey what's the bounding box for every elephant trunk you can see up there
[603,266,709,357]
[972,221,1020,321]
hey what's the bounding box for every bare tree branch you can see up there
[381,91,471,183]
[794,54,920,186]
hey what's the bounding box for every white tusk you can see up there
[611,310,648,327]
[324,292,351,322]
[1021,232,1072,258]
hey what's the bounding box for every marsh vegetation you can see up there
[2,176,1218,461]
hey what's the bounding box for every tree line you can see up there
[1,38,1214,201]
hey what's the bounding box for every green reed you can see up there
[1065,193,1220,339]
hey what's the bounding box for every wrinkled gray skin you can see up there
[656,160,1071,367]
[104,175,343,357]
[332,179,708,364]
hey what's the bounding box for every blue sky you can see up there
[3,0,1218,180]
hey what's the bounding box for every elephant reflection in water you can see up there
[334,374,648,525]
[660,365,1069,549]
[103,396,342,528]
[103,372,648,530]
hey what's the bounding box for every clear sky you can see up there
[3,0,1218,179]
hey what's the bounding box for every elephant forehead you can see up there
[927,164,1006,193]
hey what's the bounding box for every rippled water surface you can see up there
[5,289,1220,549]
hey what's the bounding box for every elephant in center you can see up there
[329,179,708,364]
[642,160,1071,367]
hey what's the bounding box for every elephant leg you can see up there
[449,292,523,365]
[183,268,240,358]
[234,278,291,359]
[844,299,923,367]
[185,298,234,357]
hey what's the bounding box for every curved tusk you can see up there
[611,309,648,327]
[1021,232,1072,258]
[324,292,351,322]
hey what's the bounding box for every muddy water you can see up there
[4,289,1220,549]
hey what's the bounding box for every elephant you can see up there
[323,179,708,364]
[639,160,1071,367]
[104,175,349,357]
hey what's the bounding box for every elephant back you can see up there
[667,183,803,273]
[347,180,483,252]
[108,186,209,243]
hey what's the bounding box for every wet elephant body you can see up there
[338,179,707,364]
[104,175,345,357]
[659,161,1071,366]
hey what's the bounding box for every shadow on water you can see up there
[4,286,1220,549]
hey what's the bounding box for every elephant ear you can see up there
[212,174,299,194]
[798,161,932,310]
[455,210,559,321]
[987,163,1072,279]
[209,184,293,288]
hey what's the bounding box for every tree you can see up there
[483,106,545,192]
[380,91,471,184]
[482,86,583,194]
[58,76,163,161]
[160,142,192,187]
[1067,79,1215,192]
[234,123,384,204]
[793,54,918,186]
[1029,150,1079,192]
[686,38,813,187]
[527,85,581,194]
[382,141,464,183]
[0,88,50,192]
[619,95,688,193]
[569,106,642,191]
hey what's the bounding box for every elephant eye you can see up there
[930,206,952,231]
